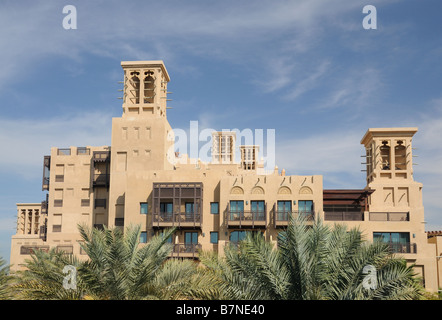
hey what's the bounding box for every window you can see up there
[373,232,412,253]
[210,232,219,244]
[251,200,265,220]
[140,231,147,243]
[160,202,173,220]
[251,200,265,212]
[140,202,148,214]
[277,201,292,221]
[230,200,244,220]
[159,231,173,243]
[298,200,313,214]
[210,202,219,214]
[229,231,247,243]
[185,202,198,214]
[373,232,409,244]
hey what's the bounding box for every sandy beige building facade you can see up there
[10,60,441,293]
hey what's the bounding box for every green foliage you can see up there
[13,224,219,300]
[200,216,424,300]
[13,248,85,300]
[0,257,13,300]
[10,218,426,300]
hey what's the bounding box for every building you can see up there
[9,60,440,293]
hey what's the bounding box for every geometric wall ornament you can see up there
[230,186,244,194]
[299,186,313,195]
[277,186,292,195]
[251,186,265,194]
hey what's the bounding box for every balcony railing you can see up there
[369,212,409,222]
[385,242,417,254]
[274,210,314,227]
[152,212,201,228]
[324,211,364,221]
[226,210,266,228]
[169,243,201,258]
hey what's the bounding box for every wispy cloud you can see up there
[283,60,331,101]
[0,110,112,179]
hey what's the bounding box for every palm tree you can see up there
[0,257,13,300]
[200,216,423,300]
[14,224,216,300]
[77,223,218,300]
[13,248,86,300]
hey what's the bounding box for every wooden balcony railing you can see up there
[386,242,417,254]
[226,210,266,228]
[324,211,364,221]
[169,243,201,258]
[152,212,201,228]
[369,212,409,221]
[274,210,314,227]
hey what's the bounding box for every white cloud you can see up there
[0,111,112,179]
[276,129,363,175]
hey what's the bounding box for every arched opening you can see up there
[144,72,155,103]
[380,140,391,170]
[395,140,406,170]
[129,72,140,104]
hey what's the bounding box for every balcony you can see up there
[369,212,409,221]
[386,242,417,254]
[93,173,110,187]
[226,210,266,228]
[324,211,364,221]
[169,243,201,259]
[274,210,314,228]
[152,182,203,228]
[152,212,201,228]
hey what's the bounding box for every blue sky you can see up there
[1,0,442,263]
